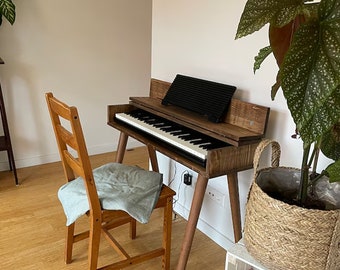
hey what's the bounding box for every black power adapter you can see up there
[183,173,192,185]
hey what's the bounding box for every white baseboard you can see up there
[0,140,143,170]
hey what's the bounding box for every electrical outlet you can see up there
[183,173,192,185]
[206,186,225,207]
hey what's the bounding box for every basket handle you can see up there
[253,139,281,175]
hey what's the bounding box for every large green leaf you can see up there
[0,0,15,25]
[325,160,340,183]
[269,15,306,68]
[235,0,305,39]
[281,0,340,145]
[321,122,340,160]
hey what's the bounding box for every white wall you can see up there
[152,0,331,250]
[0,0,152,169]
[152,0,304,164]
[0,0,332,256]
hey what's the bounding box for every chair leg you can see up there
[65,223,75,264]
[162,197,173,270]
[130,218,137,240]
[88,219,102,270]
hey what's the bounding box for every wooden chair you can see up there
[45,92,175,270]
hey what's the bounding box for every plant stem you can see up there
[310,140,321,175]
[309,170,327,186]
[298,144,311,205]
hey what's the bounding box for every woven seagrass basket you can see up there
[244,139,340,270]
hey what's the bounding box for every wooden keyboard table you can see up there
[107,78,270,269]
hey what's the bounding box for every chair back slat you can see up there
[56,125,79,151]
[62,150,85,180]
[48,95,73,120]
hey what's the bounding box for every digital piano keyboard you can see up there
[115,109,231,167]
[107,76,270,270]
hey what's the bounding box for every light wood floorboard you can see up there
[0,147,226,270]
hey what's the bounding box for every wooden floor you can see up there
[0,147,226,270]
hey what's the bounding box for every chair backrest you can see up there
[45,92,101,219]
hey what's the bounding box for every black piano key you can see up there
[170,130,184,135]
[160,126,179,132]
[144,119,159,125]
[198,142,212,149]
[168,126,183,132]
[203,140,230,150]
[129,110,147,117]
[178,134,200,141]
[178,135,191,140]
[189,138,203,143]
[188,132,204,140]
[156,120,169,125]
[155,120,173,126]
[192,139,210,145]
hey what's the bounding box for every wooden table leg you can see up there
[115,132,128,163]
[176,174,208,270]
[147,145,159,173]
[227,172,242,242]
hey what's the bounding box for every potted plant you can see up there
[0,0,15,26]
[235,0,340,269]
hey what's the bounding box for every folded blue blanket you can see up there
[58,163,163,226]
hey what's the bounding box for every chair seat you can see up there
[100,183,175,226]
[58,162,164,226]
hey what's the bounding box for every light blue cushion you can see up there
[58,163,163,226]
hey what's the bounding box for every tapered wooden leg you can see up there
[227,172,242,242]
[65,223,75,264]
[130,218,137,240]
[147,145,159,172]
[88,218,102,270]
[162,196,173,270]
[115,132,128,163]
[176,174,208,270]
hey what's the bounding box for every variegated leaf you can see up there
[321,122,340,160]
[253,46,272,73]
[235,0,305,39]
[281,0,340,145]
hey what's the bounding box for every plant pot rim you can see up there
[254,166,340,212]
